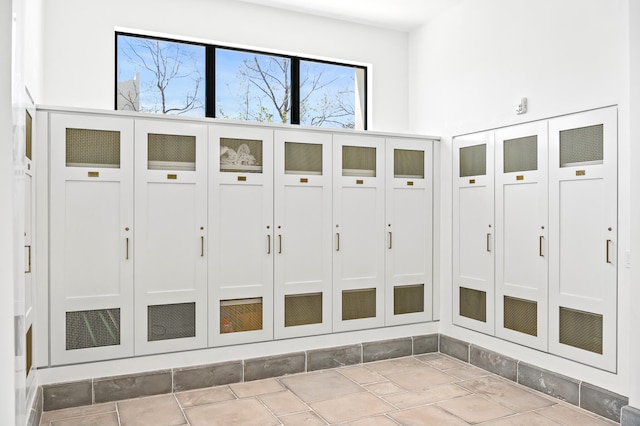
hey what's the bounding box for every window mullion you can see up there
[291,57,300,125]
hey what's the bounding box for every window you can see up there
[116,33,367,129]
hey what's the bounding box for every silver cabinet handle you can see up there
[126,237,129,260]
[25,245,31,273]
[336,233,340,251]
[486,233,491,252]
[539,236,544,257]
[267,234,271,254]
[606,239,612,263]
[278,234,282,254]
[388,232,392,249]
[201,236,204,257]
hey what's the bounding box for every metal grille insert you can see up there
[285,293,323,327]
[559,307,603,354]
[66,128,120,168]
[220,137,263,173]
[394,284,424,315]
[503,296,537,336]
[220,298,263,333]
[285,142,322,175]
[66,308,121,350]
[459,144,486,177]
[560,124,604,167]
[342,145,376,177]
[148,133,196,171]
[342,288,376,321]
[459,287,486,322]
[504,135,537,173]
[148,302,196,341]
[26,326,32,376]
[394,149,424,179]
[26,111,32,160]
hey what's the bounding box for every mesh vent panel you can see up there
[26,326,32,376]
[66,128,120,168]
[503,296,537,336]
[559,307,603,354]
[220,298,263,333]
[459,144,486,177]
[148,133,196,171]
[504,135,537,173]
[394,284,425,315]
[148,302,196,341]
[66,308,121,350]
[342,288,376,321]
[285,293,323,327]
[560,124,603,167]
[459,287,486,322]
[26,111,32,160]
[394,149,424,178]
[285,142,322,175]
[342,145,376,177]
[220,137,263,173]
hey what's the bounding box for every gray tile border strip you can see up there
[580,381,628,422]
[621,405,640,426]
[469,345,517,381]
[439,334,469,362]
[36,332,630,424]
[517,361,580,406]
[362,337,412,362]
[93,370,172,403]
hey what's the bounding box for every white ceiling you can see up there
[232,0,463,31]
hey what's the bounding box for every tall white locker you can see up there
[333,134,385,332]
[548,107,617,372]
[49,113,134,364]
[385,138,433,326]
[453,131,495,335]
[134,120,208,355]
[494,122,548,351]
[209,125,274,346]
[274,130,333,339]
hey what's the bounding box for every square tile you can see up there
[229,378,285,398]
[364,357,425,375]
[338,366,385,385]
[175,386,236,408]
[279,411,327,426]
[382,383,470,409]
[389,404,470,425]
[383,365,458,390]
[50,412,119,426]
[446,365,490,380]
[424,356,466,370]
[184,398,279,426]
[537,404,617,425]
[365,381,403,396]
[310,392,394,423]
[118,394,186,426]
[458,376,554,412]
[40,403,116,424]
[281,370,363,402]
[437,395,514,423]
[258,390,309,416]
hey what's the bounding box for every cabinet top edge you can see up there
[35,105,441,142]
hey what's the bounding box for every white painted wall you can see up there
[408,0,632,396]
[40,0,409,132]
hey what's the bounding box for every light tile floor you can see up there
[39,353,618,425]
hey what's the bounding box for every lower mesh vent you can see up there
[285,293,322,327]
[503,296,537,336]
[148,302,196,342]
[342,288,376,321]
[559,307,603,354]
[394,284,424,315]
[459,287,486,322]
[66,308,121,350]
[26,326,32,375]
[220,298,263,333]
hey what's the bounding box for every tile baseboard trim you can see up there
[35,334,631,424]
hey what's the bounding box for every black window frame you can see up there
[115,32,368,130]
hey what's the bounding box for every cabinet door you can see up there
[385,138,433,326]
[548,107,617,372]
[24,109,34,378]
[134,120,208,355]
[209,125,274,346]
[50,113,134,364]
[274,130,333,339]
[453,131,495,335]
[494,122,548,351]
[333,134,385,332]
